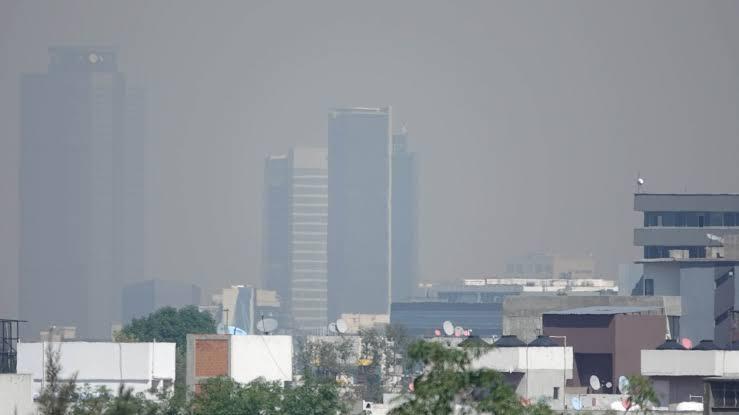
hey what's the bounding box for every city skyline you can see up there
[3,2,739,322]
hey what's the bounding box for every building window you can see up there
[644,278,654,296]
[553,387,559,400]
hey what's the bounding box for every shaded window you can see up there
[553,387,559,400]
[709,213,724,227]
[645,213,658,227]
[644,278,654,296]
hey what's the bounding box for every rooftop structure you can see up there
[17,341,176,396]
[0,319,24,374]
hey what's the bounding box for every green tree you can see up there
[389,340,523,415]
[37,342,79,415]
[281,379,346,415]
[626,375,660,414]
[191,377,282,415]
[116,305,216,385]
[70,385,113,415]
[116,305,215,349]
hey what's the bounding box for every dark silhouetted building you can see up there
[20,47,146,338]
[328,108,391,319]
[391,130,418,303]
[122,280,201,324]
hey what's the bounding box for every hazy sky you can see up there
[3,1,739,316]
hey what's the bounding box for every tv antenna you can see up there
[589,375,601,391]
[442,321,455,337]
[335,318,348,334]
[256,316,278,335]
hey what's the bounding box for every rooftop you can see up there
[544,305,660,315]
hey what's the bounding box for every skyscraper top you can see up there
[329,107,390,116]
[48,46,118,72]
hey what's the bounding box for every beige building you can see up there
[505,253,596,279]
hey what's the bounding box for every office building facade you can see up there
[262,148,328,332]
[629,193,739,345]
[391,131,418,303]
[328,108,392,319]
[20,47,146,338]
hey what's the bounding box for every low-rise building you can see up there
[339,313,389,334]
[0,373,33,415]
[471,336,573,410]
[543,306,666,392]
[186,334,292,392]
[641,346,739,408]
[17,341,176,396]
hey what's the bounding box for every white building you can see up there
[17,342,176,396]
[186,334,293,391]
[471,344,573,410]
[0,374,33,415]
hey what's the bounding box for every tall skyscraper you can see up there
[391,130,418,302]
[327,107,392,319]
[262,148,328,332]
[20,47,146,338]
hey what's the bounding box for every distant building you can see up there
[17,341,175,396]
[339,313,389,334]
[20,47,147,338]
[262,148,328,332]
[186,334,292,392]
[121,279,201,324]
[390,302,508,337]
[328,108,392,319]
[630,193,739,345]
[39,326,77,342]
[214,286,281,334]
[391,131,418,303]
[542,306,667,392]
[505,253,596,279]
[503,294,681,343]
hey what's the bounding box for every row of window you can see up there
[643,246,706,259]
[644,212,739,227]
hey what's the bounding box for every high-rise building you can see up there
[391,130,418,302]
[121,280,201,324]
[20,47,146,338]
[327,107,392,319]
[262,148,328,332]
[628,193,739,345]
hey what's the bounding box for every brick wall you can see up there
[194,339,229,377]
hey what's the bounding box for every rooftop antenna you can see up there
[589,375,602,392]
[335,318,348,335]
[442,321,455,337]
[636,173,645,194]
[256,316,278,335]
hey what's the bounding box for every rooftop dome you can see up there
[494,335,526,348]
[528,335,559,347]
[656,339,687,350]
[692,339,721,350]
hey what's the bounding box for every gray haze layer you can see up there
[3,1,739,317]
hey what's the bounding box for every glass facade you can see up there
[390,301,510,337]
[644,211,739,227]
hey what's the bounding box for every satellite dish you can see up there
[590,375,601,391]
[256,318,278,334]
[571,397,582,411]
[328,322,337,334]
[680,337,693,349]
[434,329,441,337]
[453,326,464,337]
[217,324,247,335]
[606,381,613,389]
[442,321,455,336]
[637,177,645,185]
[336,319,348,334]
[618,376,630,394]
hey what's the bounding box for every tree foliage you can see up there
[38,342,79,415]
[115,305,216,350]
[626,375,660,414]
[390,340,522,415]
[191,377,345,415]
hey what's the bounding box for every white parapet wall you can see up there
[229,335,293,385]
[17,341,176,396]
[0,374,33,415]
[640,350,731,377]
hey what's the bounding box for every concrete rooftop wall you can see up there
[229,335,293,385]
[0,374,33,415]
